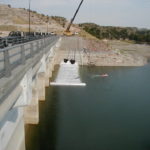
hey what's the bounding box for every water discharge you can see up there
[50,61,86,86]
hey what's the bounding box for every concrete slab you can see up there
[50,61,86,86]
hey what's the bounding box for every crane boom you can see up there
[66,0,84,32]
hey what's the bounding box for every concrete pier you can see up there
[24,87,39,124]
[37,72,46,101]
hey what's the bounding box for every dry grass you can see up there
[12,17,28,24]
[0,25,17,31]
[0,25,35,32]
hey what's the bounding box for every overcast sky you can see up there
[1,0,150,29]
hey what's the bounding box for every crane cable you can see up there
[64,37,72,62]
[78,37,83,66]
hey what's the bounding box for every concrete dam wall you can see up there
[0,36,61,150]
[0,35,147,150]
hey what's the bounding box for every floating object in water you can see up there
[64,58,68,63]
[91,74,108,78]
[91,75,100,78]
[100,74,108,77]
[70,59,75,64]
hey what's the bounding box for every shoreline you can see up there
[54,37,148,67]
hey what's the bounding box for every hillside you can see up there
[79,23,150,44]
[1,4,150,65]
[0,4,69,36]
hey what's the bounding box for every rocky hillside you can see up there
[0,4,68,36]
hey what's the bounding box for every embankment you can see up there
[54,37,148,67]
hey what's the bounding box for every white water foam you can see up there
[50,61,86,86]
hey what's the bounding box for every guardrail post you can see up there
[36,41,39,52]
[39,40,42,52]
[30,42,34,57]
[44,39,47,47]
[41,39,44,51]
[4,50,11,77]
[42,39,44,48]
[46,38,48,46]
[49,37,52,45]
[21,45,26,65]
[47,38,49,46]
[43,39,46,52]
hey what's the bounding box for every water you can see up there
[25,64,150,150]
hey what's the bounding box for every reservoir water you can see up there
[25,64,150,150]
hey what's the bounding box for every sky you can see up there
[0,0,150,29]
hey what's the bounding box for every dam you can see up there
[0,36,88,150]
[0,35,60,150]
[0,35,149,150]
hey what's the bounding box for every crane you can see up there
[64,0,84,36]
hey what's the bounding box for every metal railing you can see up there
[0,35,59,78]
[0,35,52,49]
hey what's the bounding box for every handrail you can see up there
[0,35,59,78]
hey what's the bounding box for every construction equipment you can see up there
[64,0,84,36]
